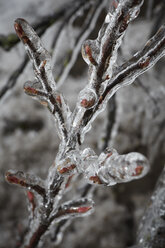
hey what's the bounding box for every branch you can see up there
[79,23,165,134]
[0,0,87,101]
[101,24,165,103]
[0,0,82,51]
[69,0,144,146]
[14,18,70,142]
[5,170,45,198]
[50,198,94,222]
[24,223,49,248]
[50,181,93,245]
[80,148,149,185]
[137,166,165,248]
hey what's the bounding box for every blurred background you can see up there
[0,0,164,247]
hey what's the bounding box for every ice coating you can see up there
[79,88,97,109]
[5,0,165,246]
[137,166,165,247]
[51,198,94,223]
[14,18,71,143]
[71,0,151,144]
[98,151,149,185]
[80,148,149,186]
[56,150,79,175]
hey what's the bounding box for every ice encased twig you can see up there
[81,148,149,186]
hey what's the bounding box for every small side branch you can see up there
[80,148,149,186]
[14,18,70,141]
[50,198,94,222]
[70,0,144,145]
[81,24,165,129]
[5,170,45,198]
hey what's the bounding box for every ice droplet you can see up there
[105,13,113,23]
[79,88,97,109]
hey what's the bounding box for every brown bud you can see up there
[84,45,97,66]
[89,175,102,184]
[14,22,29,44]
[139,57,150,69]
[80,98,95,108]
[132,165,144,176]
[24,86,38,95]
[56,95,62,106]
[58,164,76,174]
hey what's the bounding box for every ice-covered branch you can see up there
[14,18,70,142]
[69,0,144,145]
[70,21,165,145]
[80,148,149,186]
[0,1,86,101]
[137,166,165,248]
[5,0,165,247]
[94,23,165,111]
[50,198,94,222]
[5,170,45,198]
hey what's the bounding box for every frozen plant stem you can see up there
[5,0,165,247]
[137,166,165,248]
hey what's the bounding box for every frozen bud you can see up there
[139,57,150,69]
[55,198,94,222]
[5,170,25,186]
[24,81,41,96]
[57,151,78,175]
[122,152,149,179]
[79,88,97,109]
[14,19,29,44]
[24,80,49,107]
[98,152,150,186]
[57,164,76,174]
[81,40,99,66]
[55,94,62,106]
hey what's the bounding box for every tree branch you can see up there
[137,166,165,248]
[14,18,70,142]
